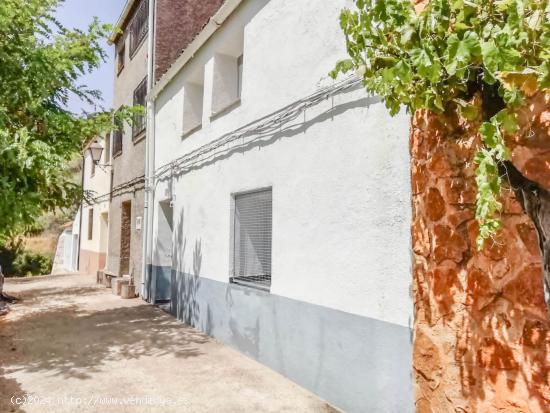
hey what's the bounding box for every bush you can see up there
[0,240,52,277]
[0,239,25,276]
[12,252,52,277]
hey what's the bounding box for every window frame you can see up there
[230,187,273,292]
[104,133,111,163]
[117,45,125,75]
[210,53,243,120]
[237,54,244,99]
[182,81,204,138]
[112,109,123,158]
[129,0,149,59]
[132,76,148,141]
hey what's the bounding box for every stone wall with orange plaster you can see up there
[411,107,550,412]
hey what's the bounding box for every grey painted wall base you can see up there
[148,265,413,413]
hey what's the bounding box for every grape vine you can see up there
[331,0,550,248]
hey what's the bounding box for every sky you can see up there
[55,0,127,114]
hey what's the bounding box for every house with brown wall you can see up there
[104,0,149,286]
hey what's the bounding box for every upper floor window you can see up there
[113,109,123,157]
[182,68,204,137]
[117,45,125,74]
[237,54,244,99]
[211,29,244,118]
[129,0,148,58]
[90,154,96,177]
[104,133,111,163]
[132,77,147,140]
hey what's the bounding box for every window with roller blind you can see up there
[231,188,272,291]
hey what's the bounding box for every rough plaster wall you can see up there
[80,146,110,255]
[111,30,147,189]
[79,146,110,276]
[106,13,147,284]
[411,109,550,412]
[154,0,224,81]
[78,250,106,276]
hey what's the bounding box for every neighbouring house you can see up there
[51,217,80,274]
[78,136,111,276]
[104,0,149,286]
[143,0,413,411]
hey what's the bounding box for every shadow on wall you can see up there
[170,209,205,329]
[168,208,260,357]
[148,93,385,329]
[156,95,381,185]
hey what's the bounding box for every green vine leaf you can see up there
[331,0,550,248]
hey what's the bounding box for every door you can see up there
[120,201,132,275]
[154,200,173,303]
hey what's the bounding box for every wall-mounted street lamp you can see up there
[88,140,111,170]
[88,140,104,163]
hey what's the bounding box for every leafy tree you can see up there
[0,0,135,240]
[331,0,550,309]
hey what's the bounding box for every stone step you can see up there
[120,283,137,299]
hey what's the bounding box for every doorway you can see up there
[120,201,131,275]
[154,200,173,303]
[99,212,109,269]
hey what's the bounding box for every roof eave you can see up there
[108,0,138,45]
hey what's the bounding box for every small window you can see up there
[211,53,242,116]
[117,45,125,74]
[90,154,96,177]
[231,189,272,290]
[129,0,148,58]
[237,55,243,98]
[104,133,111,163]
[182,81,204,136]
[113,109,123,157]
[132,77,147,139]
[88,208,94,240]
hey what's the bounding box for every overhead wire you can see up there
[84,75,362,204]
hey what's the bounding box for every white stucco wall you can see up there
[80,137,111,255]
[151,0,412,328]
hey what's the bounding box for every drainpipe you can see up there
[77,155,85,273]
[141,0,156,300]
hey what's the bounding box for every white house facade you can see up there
[79,136,111,276]
[145,0,413,411]
[51,211,80,275]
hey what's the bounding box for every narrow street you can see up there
[0,274,337,413]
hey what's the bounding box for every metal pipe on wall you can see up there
[141,0,156,300]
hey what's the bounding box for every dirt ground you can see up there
[0,274,338,413]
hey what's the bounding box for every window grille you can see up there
[132,77,147,139]
[112,109,123,156]
[129,0,148,58]
[232,189,272,290]
[88,208,94,240]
